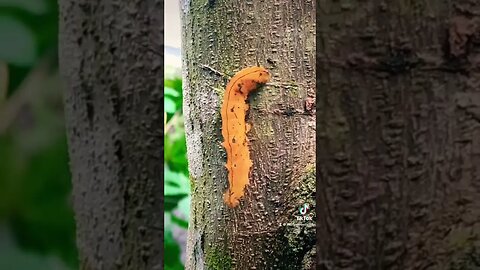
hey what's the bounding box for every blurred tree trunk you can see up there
[58,1,164,269]
[182,0,316,269]
[318,1,480,269]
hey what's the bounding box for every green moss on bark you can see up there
[206,248,233,270]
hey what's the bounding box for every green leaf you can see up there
[165,132,188,175]
[165,78,182,92]
[171,214,188,229]
[165,87,179,97]
[0,16,36,66]
[176,195,191,219]
[163,213,184,270]
[170,195,190,229]
[165,78,183,114]
[165,97,176,113]
[165,195,186,212]
[165,165,190,196]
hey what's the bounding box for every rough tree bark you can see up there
[318,1,480,269]
[58,1,164,269]
[182,0,316,269]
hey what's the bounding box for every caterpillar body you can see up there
[221,66,271,208]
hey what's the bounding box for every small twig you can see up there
[200,64,229,79]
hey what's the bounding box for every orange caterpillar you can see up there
[221,66,271,208]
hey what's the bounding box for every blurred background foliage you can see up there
[0,0,190,269]
[165,0,188,267]
[164,66,190,270]
[0,0,77,269]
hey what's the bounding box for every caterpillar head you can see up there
[230,66,271,95]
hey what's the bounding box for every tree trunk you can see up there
[182,0,316,269]
[318,1,480,269]
[58,1,164,269]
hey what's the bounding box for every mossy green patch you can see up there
[206,248,233,270]
[292,164,316,206]
[189,175,196,191]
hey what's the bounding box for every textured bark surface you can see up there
[182,0,316,269]
[58,1,164,269]
[318,1,480,269]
